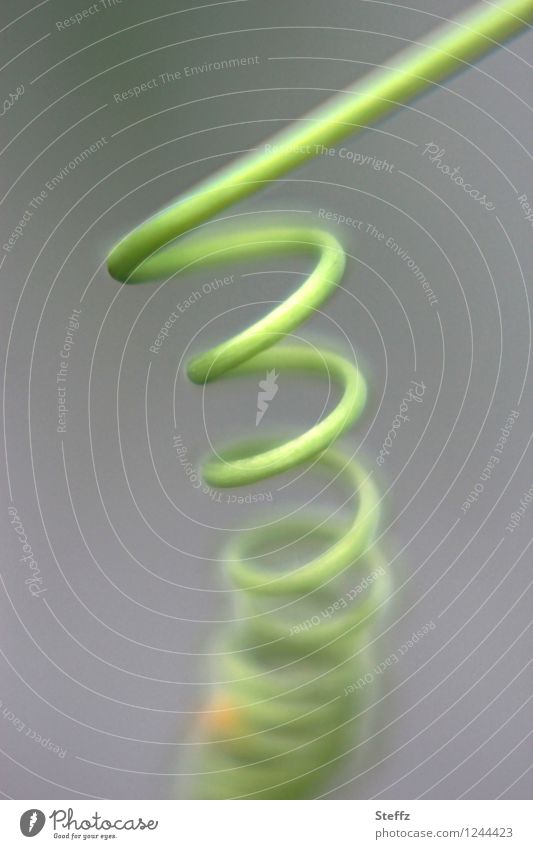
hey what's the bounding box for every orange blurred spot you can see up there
[202,694,241,736]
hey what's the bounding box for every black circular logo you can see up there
[20,810,46,837]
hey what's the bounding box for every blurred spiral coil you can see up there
[108,216,388,798]
[106,0,533,798]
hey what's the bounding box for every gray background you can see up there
[1,0,532,799]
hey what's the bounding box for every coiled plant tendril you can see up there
[106,0,533,798]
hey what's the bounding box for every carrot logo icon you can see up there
[256,369,279,425]
[20,809,45,837]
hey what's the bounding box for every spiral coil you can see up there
[108,211,388,798]
[106,0,533,798]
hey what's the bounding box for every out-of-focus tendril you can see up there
[107,0,533,798]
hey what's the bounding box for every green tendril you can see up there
[106,0,533,799]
